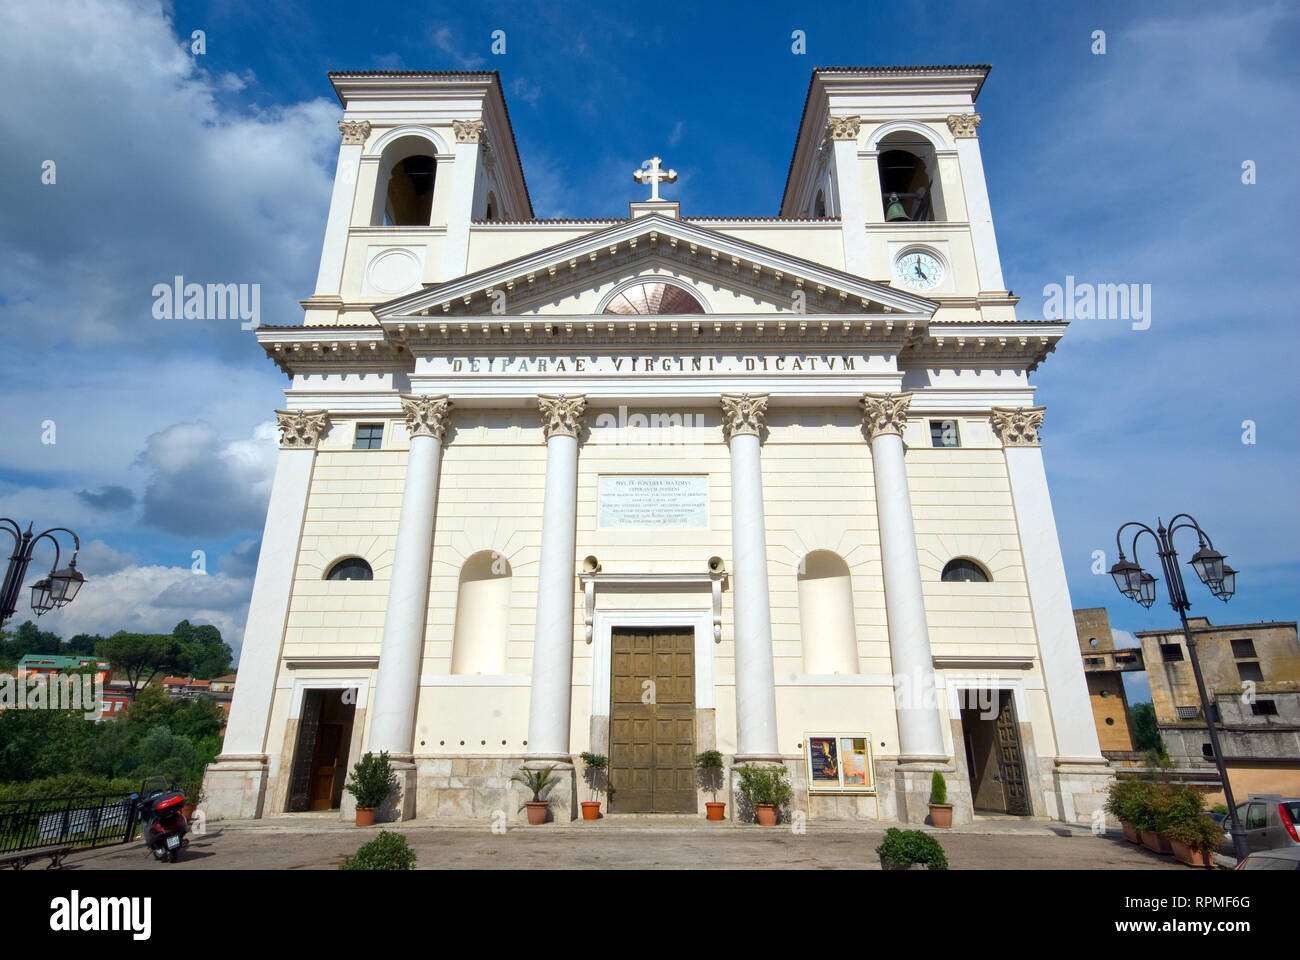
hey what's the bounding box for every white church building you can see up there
[205,65,1111,825]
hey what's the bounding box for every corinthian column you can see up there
[206,409,329,820]
[720,393,780,760]
[525,394,586,760]
[861,393,946,763]
[369,396,453,806]
[992,407,1104,767]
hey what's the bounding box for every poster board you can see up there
[804,732,876,793]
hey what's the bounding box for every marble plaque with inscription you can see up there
[598,475,708,528]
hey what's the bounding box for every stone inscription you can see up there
[599,475,708,528]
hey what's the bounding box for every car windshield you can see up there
[1284,801,1300,823]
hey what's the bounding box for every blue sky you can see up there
[1,0,1296,702]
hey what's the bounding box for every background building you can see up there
[1074,607,1142,762]
[1137,618,1300,801]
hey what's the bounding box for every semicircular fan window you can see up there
[602,281,705,315]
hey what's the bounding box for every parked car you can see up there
[1228,795,1300,852]
[1235,847,1300,871]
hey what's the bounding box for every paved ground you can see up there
[66,816,1194,870]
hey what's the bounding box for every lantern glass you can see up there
[1137,571,1157,608]
[49,562,84,605]
[1189,545,1226,587]
[30,577,54,615]
[1213,565,1237,601]
[1109,559,1142,599]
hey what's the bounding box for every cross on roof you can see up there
[633,156,677,201]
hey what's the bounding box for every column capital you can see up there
[991,406,1045,447]
[946,113,981,139]
[860,392,912,440]
[826,115,862,141]
[401,394,454,440]
[275,409,330,449]
[538,394,586,440]
[337,120,371,145]
[452,119,487,143]
[720,392,768,440]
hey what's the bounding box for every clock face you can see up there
[895,251,944,291]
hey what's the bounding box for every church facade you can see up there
[205,65,1111,825]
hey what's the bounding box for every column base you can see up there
[379,757,418,822]
[202,755,269,821]
[883,758,961,826]
[1046,756,1114,825]
[513,760,577,823]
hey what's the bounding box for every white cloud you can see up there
[32,563,252,656]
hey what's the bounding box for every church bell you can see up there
[885,193,909,221]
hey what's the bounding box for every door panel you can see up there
[610,628,695,813]
[994,691,1030,815]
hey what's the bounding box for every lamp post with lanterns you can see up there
[1108,514,1246,861]
[0,519,86,628]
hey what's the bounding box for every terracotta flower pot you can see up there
[928,803,953,828]
[1170,839,1214,868]
[705,802,726,821]
[1120,820,1140,843]
[580,801,601,820]
[1140,829,1172,854]
[755,803,778,827]
[355,807,376,827]
[525,800,549,825]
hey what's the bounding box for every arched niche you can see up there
[450,551,512,674]
[371,133,440,226]
[797,550,859,674]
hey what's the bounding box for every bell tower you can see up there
[301,71,532,327]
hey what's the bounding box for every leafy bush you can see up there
[695,750,725,802]
[339,830,417,871]
[1105,777,1154,825]
[930,771,948,805]
[511,765,559,802]
[343,751,397,809]
[1165,814,1226,854]
[735,764,792,808]
[875,828,949,870]
[1110,779,1203,833]
[0,774,138,802]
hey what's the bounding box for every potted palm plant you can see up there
[736,763,791,826]
[695,750,726,821]
[578,752,608,820]
[511,765,559,825]
[928,771,953,828]
[343,751,397,826]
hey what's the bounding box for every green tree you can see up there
[172,620,233,680]
[62,633,102,656]
[125,683,172,727]
[3,620,61,660]
[135,725,197,784]
[163,695,225,741]
[0,708,98,783]
[1130,701,1163,753]
[95,631,192,696]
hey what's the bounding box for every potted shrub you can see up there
[180,777,205,821]
[339,830,417,870]
[578,752,608,820]
[695,750,726,821]
[1165,815,1223,868]
[875,828,949,870]
[736,763,791,826]
[343,750,397,827]
[928,771,953,828]
[511,765,559,825]
[1105,777,1151,844]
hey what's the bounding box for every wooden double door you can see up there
[609,628,696,813]
[961,689,1030,815]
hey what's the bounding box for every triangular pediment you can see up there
[372,214,937,323]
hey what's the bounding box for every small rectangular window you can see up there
[1250,700,1278,716]
[1231,638,1257,659]
[1160,643,1184,662]
[1236,661,1264,683]
[929,419,960,448]
[354,423,384,450]
[1176,705,1200,720]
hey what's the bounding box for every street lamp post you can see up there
[0,519,86,627]
[1108,514,1247,862]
